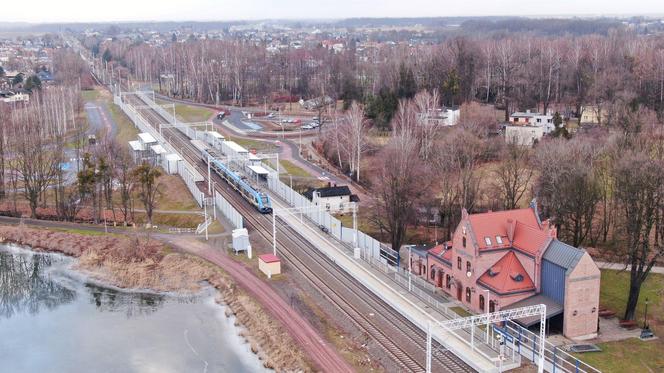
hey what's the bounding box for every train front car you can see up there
[257,193,272,214]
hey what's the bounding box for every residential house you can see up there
[580,105,607,125]
[0,90,29,103]
[504,125,544,146]
[509,110,555,134]
[304,184,359,213]
[421,107,460,127]
[409,202,600,340]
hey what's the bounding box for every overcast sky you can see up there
[3,0,664,23]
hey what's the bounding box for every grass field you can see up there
[573,338,664,372]
[231,137,279,153]
[569,269,664,372]
[81,89,102,102]
[155,174,201,211]
[599,269,664,330]
[155,99,214,123]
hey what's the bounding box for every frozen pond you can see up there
[0,244,267,373]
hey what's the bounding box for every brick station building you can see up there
[409,201,600,339]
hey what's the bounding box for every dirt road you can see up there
[163,236,354,373]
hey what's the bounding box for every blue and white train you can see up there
[194,140,272,214]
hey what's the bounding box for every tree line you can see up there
[83,29,664,126]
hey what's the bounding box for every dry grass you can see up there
[155,174,201,211]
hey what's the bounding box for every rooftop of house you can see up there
[543,239,585,275]
[304,185,352,199]
[478,251,536,295]
[467,207,538,247]
[428,242,453,264]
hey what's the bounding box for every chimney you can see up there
[507,218,516,242]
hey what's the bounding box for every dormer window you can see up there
[488,267,500,277]
[484,237,492,246]
[511,273,524,282]
[495,236,503,245]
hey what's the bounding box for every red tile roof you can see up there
[259,254,281,263]
[478,251,536,295]
[466,208,541,252]
[512,221,551,256]
[428,244,453,265]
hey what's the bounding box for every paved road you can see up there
[0,215,350,372]
[154,93,368,200]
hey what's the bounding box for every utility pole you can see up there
[485,289,491,343]
[203,198,209,241]
[272,210,277,255]
[426,321,432,373]
[207,154,212,194]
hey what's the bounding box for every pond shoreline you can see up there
[0,224,310,372]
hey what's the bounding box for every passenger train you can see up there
[194,140,272,214]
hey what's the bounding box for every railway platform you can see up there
[273,198,520,373]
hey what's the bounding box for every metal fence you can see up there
[265,168,398,264]
[214,191,243,229]
[114,94,205,208]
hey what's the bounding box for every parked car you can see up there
[310,122,319,128]
[312,116,319,122]
[301,124,314,130]
[293,119,301,124]
[216,111,226,120]
[267,113,275,118]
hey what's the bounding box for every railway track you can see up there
[124,93,476,373]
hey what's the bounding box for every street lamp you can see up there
[484,289,491,343]
[644,297,650,329]
[641,297,654,339]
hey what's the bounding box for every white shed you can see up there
[163,153,182,174]
[206,131,225,149]
[138,132,157,147]
[232,228,250,255]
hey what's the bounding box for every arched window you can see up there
[430,267,436,280]
[462,236,466,248]
[466,261,472,273]
[489,300,496,313]
[446,274,451,289]
[457,257,462,270]
[465,287,471,303]
[479,295,485,311]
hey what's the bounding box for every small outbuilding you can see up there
[258,254,281,278]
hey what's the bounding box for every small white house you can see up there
[505,125,544,146]
[0,91,29,103]
[509,110,555,134]
[304,185,357,213]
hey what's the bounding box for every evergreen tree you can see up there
[550,112,570,139]
[397,64,417,99]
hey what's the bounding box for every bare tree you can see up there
[340,101,369,182]
[612,146,664,321]
[132,162,162,227]
[371,118,429,253]
[535,137,601,247]
[494,142,534,210]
